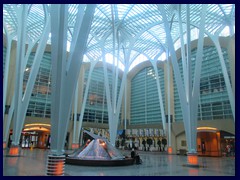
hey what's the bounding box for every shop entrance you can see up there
[197,127,235,157]
[8,123,51,149]
[197,127,221,157]
[220,130,235,157]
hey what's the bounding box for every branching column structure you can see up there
[98,5,130,146]
[101,42,130,145]
[9,5,50,155]
[48,4,95,176]
[150,60,166,134]
[210,35,235,122]
[72,81,79,149]
[3,21,14,148]
[166,50,172,153]
[158,4,207,165]
[75,60,98,146]
[102,49,123,145]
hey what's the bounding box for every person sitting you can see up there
[135,153,142,164]
[131,148,142,164]
[131,148,136,159]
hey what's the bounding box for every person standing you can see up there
[201,142,206,155]
[142,139,146,151]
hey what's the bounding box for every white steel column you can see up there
[11,5,28,147]
[3,27,13,122]
[158,4,189,148]
[114,61,129,146]
[151,60,166,133]
[102,47,113,141]
[124,79,127,130]
[3,22,13,147]
[11,5,50,149]
[48,4,95,176]
[102,44,130,145]
[158,4,207,160]
[177,5,187,91]
[185,4,193,153]
[72,82,79,145]
[50,4,96,155]
[167,50,172,148]
[3,95,15,143]
[190,5,207,151]
[76,61,97,144]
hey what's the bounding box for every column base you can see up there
[183,153,201,167]
[167,147,172,154]
[7,145,20,157]
[71,143,79,149]
[46,154,65,176]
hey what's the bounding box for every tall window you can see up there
[173,46,232,121]
[131,65,165,125]
[83,67,121,124]
[25,52,52,118]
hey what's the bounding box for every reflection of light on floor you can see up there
[167,155,173,163]
[188,168,199,176]
[168,147,172,154]
[8,158,18,166]
[99,172,105,176]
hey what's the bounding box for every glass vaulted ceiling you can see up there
[3,4,235,72]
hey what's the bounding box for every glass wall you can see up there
[173,46,233,121]
[131,65,165,125]
[83,67,121,124]
[25,52,52,118]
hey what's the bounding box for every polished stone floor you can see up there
[3,148,235,176]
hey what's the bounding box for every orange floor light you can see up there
[168,147,172,154]
[55,161,64,176]
[71,143,79,149]
[187,154,198,165]
[9,146,19,156]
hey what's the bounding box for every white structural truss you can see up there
[50,4,96,155]
[158,4,207,153]
[8,5,50,146]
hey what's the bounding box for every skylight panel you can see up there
[129,53,148,71]
[158,52,166,61]
[116,4,129,20]
[219,26,230,37]
[221,4,234,15]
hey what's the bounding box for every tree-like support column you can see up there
[159,4,208,166]
[46,4,96,176]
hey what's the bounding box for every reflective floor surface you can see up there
[3,148,235,176]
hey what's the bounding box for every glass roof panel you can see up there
[3,4,235,72]
[27,4,45,42]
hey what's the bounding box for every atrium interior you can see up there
[3,4,235,176]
